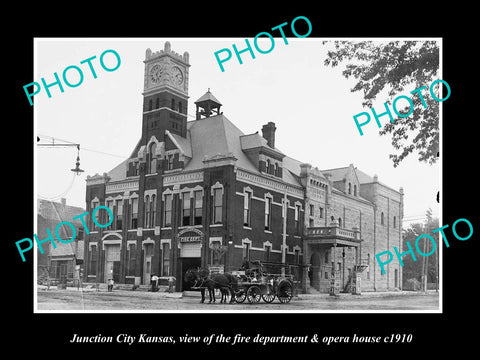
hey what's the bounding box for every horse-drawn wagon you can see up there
[231,261,295,304]
[185,261,296,305]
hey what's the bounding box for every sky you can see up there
[34,38,441,227]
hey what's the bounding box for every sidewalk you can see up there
[296,289,439,300]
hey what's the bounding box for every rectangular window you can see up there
[243,242,250,261]
[213,188,223,224]
[106,200,114,230]
[128,244,136,276]
[163,194,172,227]
[131,198,138,228]
[294,204,301,234]
[309,218,314,227]
[167,154,174,170]
[264,245,271,261]
[210,240,221,266]
[295,249,300,264]
[89,245,97,276]
[182,192,191,226]
[264,197,271,231]
[116,199,123,230]
[162,243,170,276]
[319,206,324,219]
[309,204,314,216]
[243,192,251,227]
[150,195,156,228]
[194,190,203,225]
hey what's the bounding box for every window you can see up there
[210,240,221,266]
[144,195,150,228]
[310,204,314,216]
[194,190,203,225]
[274,162,279,177]
[348,182,352,195]
[149,143,157,174]
[319,206,324,219]
[163,194,172,227]
[150,194,156,227]
[381,212,385,225]
[243,191,252,227]
[338,217,342,228]
[294,204,301,234]
[264,196,272,231]
[166,154,174,170]
[171,98,175,110]
[243,242,250,261]
[131,197,138,228]
[182,192,191,226]
[324,250,329,263]
[106,200,114,230]
[148,99,152,111]
[178,101,182,113]
[162,242,170,276]
[89,245,97,276]
[354,185,357,196]
[264,244,271,261]
[309,218,314,227]
[213,188,223,224]
[156,97,159,109]
[367,253,370,280]
[266,159,271,174]
[393,216,397,228]
[127,243,136,276]
[295,249,300,264]
[116,199,123,230]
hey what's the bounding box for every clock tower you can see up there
[141,42,190,142]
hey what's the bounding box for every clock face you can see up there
[150,64,165,84]
[171,66,184,86]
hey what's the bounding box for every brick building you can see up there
[83,42,404,293]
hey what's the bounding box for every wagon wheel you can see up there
[246,286,261,304]
[235,289,246,303]
[277,281,293,304]
[262,293,276,303]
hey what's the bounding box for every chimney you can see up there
[261,122,276,149]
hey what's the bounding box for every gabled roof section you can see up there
[107,159,129,182]
[240,132,268,150]
[167,130,192,158]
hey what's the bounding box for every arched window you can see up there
[348,183,352,195]
[144,195,150,228]
[338,217,342,228]
[178,101,182,113]
[266,159,271,174]
[353,185,357,196]
[171,98,175,110]
[274,162,279,177]
[149,142,157,174]
[381,212,385,225]
[150,194,156,227]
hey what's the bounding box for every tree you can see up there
[323,41,440,167]
[401,217,439,289]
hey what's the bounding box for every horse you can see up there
[184,268,237,304]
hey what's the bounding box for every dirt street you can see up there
[36,287,439,311]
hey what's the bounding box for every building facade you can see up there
[83,42,404,293]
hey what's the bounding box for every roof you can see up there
[107,159,129,182]
[169,131,192,158]
[194,89,222,105]
[183,114,259,173]
[38,199,85,224]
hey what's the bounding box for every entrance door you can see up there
[181,257,201,291]
[143,243,154,285]
[104,244,121,283]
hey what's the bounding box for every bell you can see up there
[71,155,84,175]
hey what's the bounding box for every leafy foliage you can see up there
[323,41,440,167]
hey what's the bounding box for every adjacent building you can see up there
[83,42,404,293]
